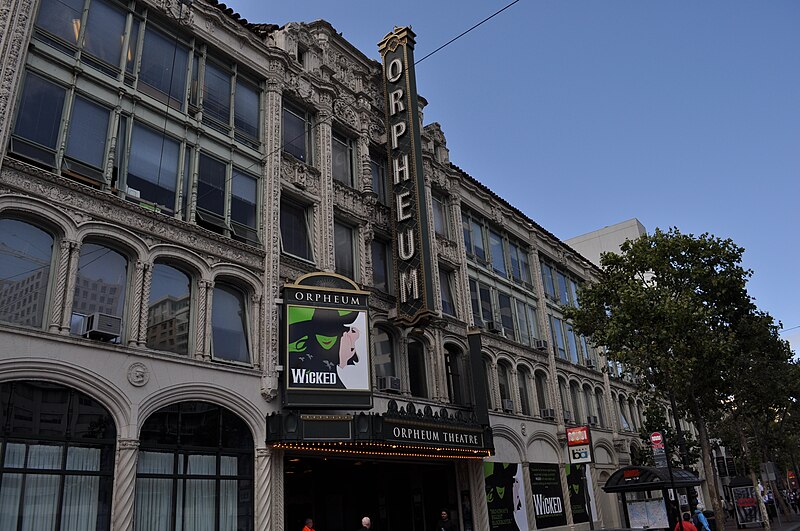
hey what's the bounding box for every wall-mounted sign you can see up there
[383,420,484,449]
[566,464,590,524]
[283,273,372,409]
[566,426,593,464]
[529,463,567,529]
[484,462,529,531]
[378,27,436,326]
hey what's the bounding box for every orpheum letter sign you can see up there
[378,27,436,325]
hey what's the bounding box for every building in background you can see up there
[0,1,660,529]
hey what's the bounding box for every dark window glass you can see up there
[432,195,448,237]
[584,386,595,424]
[371,240,390,292]
[126,18,140,75]
[518,369,531,416]
[35,0,83,45]
[282,102,310,162]
[234,79,259,140]
[334,221,354,279]
[596,390,606,427]
[569,279,580,308]
[373,327,395,378]
[127,123,179,212]
[66,96,109,168]
[489,230,506,276]
[515,300,530,346]
[0,219,53,328]
[445,346,465,405]
[231,170,257,229]
[439,269,455,316]
[370,154,387,204]
[280,201,312,261]
[83,0,125,66]
[71,243,127,339]
[468,278,481,325]
[462,216,472,254]
[483,358,492,409]
[566,324,579,363]
[509,243,522,281]
[557,271,569,304]
[147,263,190,355]
[519,249,531,284]
[0,381,116,531]
[135,402,253,531]
[550,315,566,359]
[139,26,188,107]
[535,372,548,410]
[408,339,427,398]
[332,132,353,186]
[203,61,231,125]
[527,306,539,340]
[479,283,492,325]
[497,292,514,340]
[469,219,485,261]
[211,283,250,363]
[570,383,582,424]
[197,154,226,217]
[13,73,65,150]
[541,263,556,299]
[497,363,511,402]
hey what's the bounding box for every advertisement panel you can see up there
[732,486,763,525]
[283,273,372,408]
[529,463,568,528]
[484,462,529,531]
[566,463,590,524]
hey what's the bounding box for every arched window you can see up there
[569,381,582,425]
[558,378,570,422]
[482,356,493,409]
[444,344,467,406]
[628,399,638,430]
[147,262,192,355]
[135,402,254,531]
[0,381,116,530]
[0,218,54,328]
[534,371,549,412]
[408,338,427,398]
[373,327,396,378]
[211,282,250,363]
[618,395,631,431]
[497,362,512,411]
[517,366,531,416]
[595,389,606,428]
[70,242,128,341]
[583,384,595,425]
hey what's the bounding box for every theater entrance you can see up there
[285,455,459,531]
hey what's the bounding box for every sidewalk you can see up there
[722,514,800,531]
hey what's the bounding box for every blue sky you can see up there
[229,0,800,352]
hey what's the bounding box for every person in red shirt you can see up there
[674,513,697,531]
[303,518,314,531]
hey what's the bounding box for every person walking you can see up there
[693,506,711,531]
[437,509,457,531]
[357,516,371,531]
[675,513,698,531]
[303,518,315,531]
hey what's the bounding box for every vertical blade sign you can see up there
[378,27,436,326]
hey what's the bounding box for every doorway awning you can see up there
[602,465,702,493]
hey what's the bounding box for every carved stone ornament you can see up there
[127,362,150,387]
[161,0,194,26]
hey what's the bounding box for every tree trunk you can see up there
[738,422,770,530]
[693,404,725,528]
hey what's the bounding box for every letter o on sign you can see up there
[386,58,403,82]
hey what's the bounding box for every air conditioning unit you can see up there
[588,415,599,426]
[377,376,401,393]
[83,312,122,341]
[585,359,596,369]
[541,408,556,420]
[533,339,548,351]
[562,409,572,422]
[502,399,514,412]
[486,321,501,333]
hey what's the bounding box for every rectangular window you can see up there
[557,271,569,304]
[231,169,259,244]
[280,199,313,261]
[462,216,472,254]
[479,283,493,326]
[127,122,179,212]
[439,269,455,317]
[498,292,515,340]
[83,0,126,69]
[234,78,259,143]
[515,299,530,346]
[550,315,567,359]
[35,0,83,46]
[569,279,580,308]
[432,195,449,238]
[197,153,226,218]
[139,26,188,108]
[371,239,391,292]
[370,153,388,204]
[332,131,354,186]
[203,60,232,128]
[489,230,506,276]
[469,278,481,325]
[470,219,486,262]
[11,73,66,164]
[65,96,110,170]
[541,262,556,299]
[334,221,355,280]
[283,101,312,163]
[519,248,531,284]
[527,305,539,340]
[565,323,579,363]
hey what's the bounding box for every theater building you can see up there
[0,0,651,529]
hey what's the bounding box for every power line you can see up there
[780,325,800,334]
[415,0,522,65]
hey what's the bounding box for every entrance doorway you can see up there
[285,455,458,531]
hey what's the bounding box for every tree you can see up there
[564,227,755,524]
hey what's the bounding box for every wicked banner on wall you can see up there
[484,462,529,531]
[529,463,568,529]
[566,463,589,524]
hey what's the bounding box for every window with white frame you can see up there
[280,199,314,262]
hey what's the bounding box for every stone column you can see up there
[255,447,273,531]
[48,239,73,333]
[196,279,213,360]
[510,367,521,414]
[59,240,82,334]
[315,107,334,272]
[468,460,490,531]
[111,438,139,531]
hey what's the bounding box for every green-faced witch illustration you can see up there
[287,307,362,389]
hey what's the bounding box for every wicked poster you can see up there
[529,463,568,529]
[484,462,529,531]
[283,273,372,408]
[566,463,589,524]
